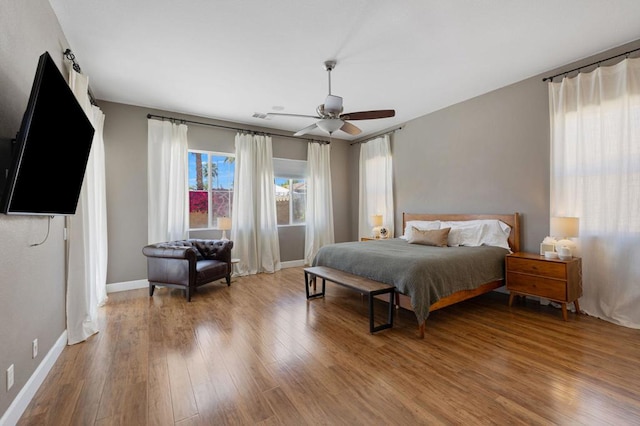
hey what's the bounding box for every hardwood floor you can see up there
[18,267,640,425]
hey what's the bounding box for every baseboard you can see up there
[106,279,147,293]
[281,260,304,269]
[0,331,67,426]
[107,265,302,293]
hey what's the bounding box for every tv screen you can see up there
[1,51,94,215]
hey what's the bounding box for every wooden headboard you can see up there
[402,212,521,253]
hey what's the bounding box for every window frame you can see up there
[274,176,307,227]
[188,149,235,231]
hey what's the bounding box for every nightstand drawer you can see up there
[507,272,567,301]
[507,257,566,279]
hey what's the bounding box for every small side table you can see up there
[222,258,241,283]
[506,252,582,320]
[231,258,240,279]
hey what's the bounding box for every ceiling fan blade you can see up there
[294,123,318,136]
[339,109,395,121]
[340,121,362,136]
[267,112,321,119]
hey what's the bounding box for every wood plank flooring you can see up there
[18,267,640,425]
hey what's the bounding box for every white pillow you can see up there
[441,220,511,250]
[401,220,441,240]
[478,221,512,251]
[446,225,482,247]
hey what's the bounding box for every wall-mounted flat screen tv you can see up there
[1,51,94,215]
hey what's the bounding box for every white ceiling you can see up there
[48,0,640,140]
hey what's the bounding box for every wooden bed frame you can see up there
[395,212,521,338]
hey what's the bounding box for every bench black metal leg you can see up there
[369,294,375,333]
[387,290,394,327]
[368,289,395,333]
[305,271,325,299]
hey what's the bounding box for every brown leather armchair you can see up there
[142,239,234,301]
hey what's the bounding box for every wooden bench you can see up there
[304,266,395,333]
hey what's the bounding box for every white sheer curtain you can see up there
[66,70,108,345]
[231,133,281,275]
[358,134,394,238]
[304,142,334,265]
[549,56,640,329]
[147,119,189,244]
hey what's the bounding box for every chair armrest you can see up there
[142,244,198,262]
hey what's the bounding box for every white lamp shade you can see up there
[316,118,344,134]
[217,217,232,230]
[371,214,383,227]
[550,217,579,238]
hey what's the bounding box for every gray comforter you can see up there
[312,238,509,323]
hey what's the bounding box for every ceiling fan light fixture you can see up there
[316,118,344,134]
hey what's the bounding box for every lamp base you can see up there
[555,239,576,257]
[221,230,229,241]
[371,226,382,239]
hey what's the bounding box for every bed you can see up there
[312,213,521,337]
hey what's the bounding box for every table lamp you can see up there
[550,216,579,256]
[217,217,232,241]
[371,214,383,238]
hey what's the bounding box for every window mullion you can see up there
[208,156,213,228]
[289,178,294,225]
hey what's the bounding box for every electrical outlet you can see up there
[32,338,38,359]
[7,364,14,390]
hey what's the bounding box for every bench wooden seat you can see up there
[304,266,395,333]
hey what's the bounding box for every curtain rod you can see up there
[350,126,404,145]
[146,113,330,144]
[63,49,97,106]
[542,46,640,82]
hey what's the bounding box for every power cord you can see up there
[30,215,53,247]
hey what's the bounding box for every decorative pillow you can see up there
[408,226,451,247]
[401,220,441,240]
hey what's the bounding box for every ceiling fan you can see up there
[264,60,395,137]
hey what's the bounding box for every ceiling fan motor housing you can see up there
[323,95,343,115]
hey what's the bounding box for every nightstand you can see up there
[360,237,379,241]
[506,252,582,320]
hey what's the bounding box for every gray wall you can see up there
[101,101,352,284]
[0,0,71,417]
[351,39,640,254]
[394,76,548,253]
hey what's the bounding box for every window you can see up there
[273,158,307,226]
[188,150,234,229]
[275,177,306,225]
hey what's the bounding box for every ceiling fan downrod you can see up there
[324,60,336,95]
